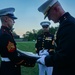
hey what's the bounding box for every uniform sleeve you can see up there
[48,35,55,54]
[35,39,38,54]
[1,34,24,65]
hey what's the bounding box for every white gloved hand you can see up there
[39,49,49,56]
[35,53,38,56]
[36,55,46,65]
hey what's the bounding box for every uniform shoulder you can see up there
[0,28,10,37]
[37,32,43,36]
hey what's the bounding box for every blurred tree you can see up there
[22,26,58,41]
[12,31,20,39]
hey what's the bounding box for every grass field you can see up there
[17,41,39,75]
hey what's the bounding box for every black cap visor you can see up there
[42,25,49,28]
[7,14,17,19]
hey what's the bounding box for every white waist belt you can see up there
[1,57,10,62]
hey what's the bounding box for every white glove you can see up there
[39,49,49,56]
[35,53,38,56]
[36,55,46,65]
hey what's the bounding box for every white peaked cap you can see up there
[38,0,58,19]
[0,7,17,19]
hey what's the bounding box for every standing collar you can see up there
[1,26,10,32]
[59,12,70,24]
[43,32,50,34]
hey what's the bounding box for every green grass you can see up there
[17,41,35,52]
[17,41,39,75]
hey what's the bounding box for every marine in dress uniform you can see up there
[0,7,36,75]
[35,21,55,75]
[37,0,75,75]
